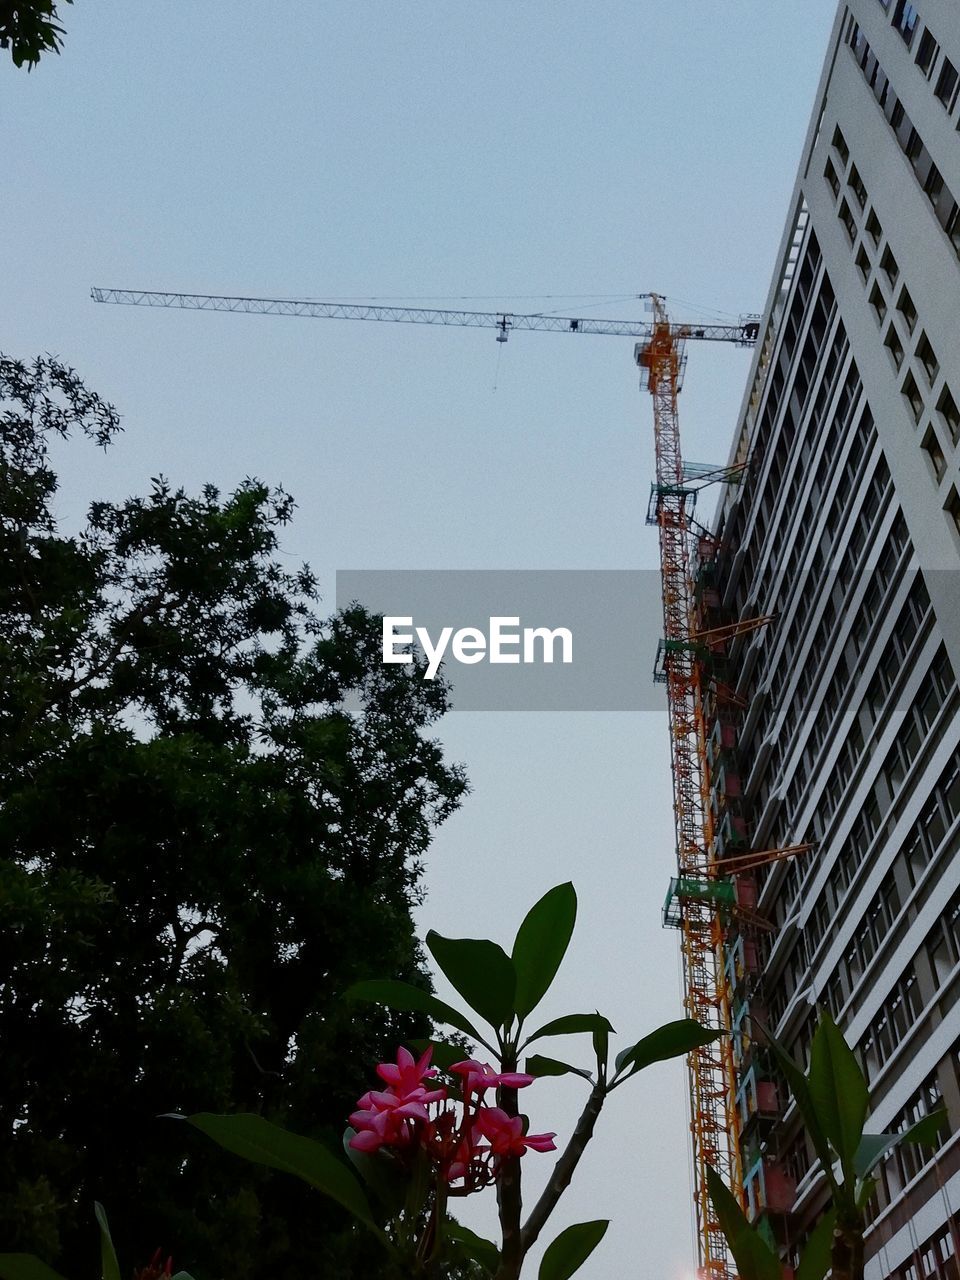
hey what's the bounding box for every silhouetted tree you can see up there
[0,1,72,68]
[0,355,467,1278]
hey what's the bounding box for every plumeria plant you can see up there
[707,1009,947,1280]
[181,882,721,1279]
[0,1203,191,1280]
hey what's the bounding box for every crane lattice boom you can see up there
[90,287,760,347]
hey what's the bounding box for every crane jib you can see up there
[89,288,760,347]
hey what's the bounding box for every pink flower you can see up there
[474,1107,557,1158]
[346,1044,552,1179]
[376,1045,438,1093]
[450,1059,536,1097]
[133,1250,173,1280]
[447,1135,478,1183]
[348,1079,447,1152]
[348,1100,410,1151]
[348,1125,389,1152]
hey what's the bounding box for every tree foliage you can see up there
[0,355,467,1278]
[707,1008,948,1280]
[0,1,72,69]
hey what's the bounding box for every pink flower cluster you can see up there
[349,1047,556,1192]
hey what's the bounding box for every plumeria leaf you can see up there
[346,979,484,1043]
[444,1221,499,1274]
[854,1110,948,1178]
[795,1206,837,1280]
[343,1128,407,1214]
[808,1010,868,1175]
[511,882,577,1019]
[526,1012,614,1045]
[525,1053,593,1082]
[757,1017,837,1192]
[856,1175,878,1212]
[706,1167,782,1280]
[181,1113,382,1238]
[0,1258,68,1280]
[902,1108,949,1147]
[613,1019,721,1083]
[94,1202,121,1280]
[408,1038,471,1071]
[854,1132,894,1180]
[538,1219,609,1280]
[425,932,517,1030]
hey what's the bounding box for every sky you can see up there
[3,3,838,1275]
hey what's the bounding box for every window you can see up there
[849,166,868,209]
[839,199,857,243]
[880,245,899,285]
[892,0,920,46]
[897,286,918,333]
[901,744,959,889]
[905,127,924,164]
[922,426,947,481]
[928,887,960,984]
[916,332,939,384]
[877,1071,947,1210]
[870,282,887,323]
[924,163,945,205]
[885,323,905,369]
[935,57,959,110]
[866,209,882,245]
[833,125,849,167]
[947,488,960,540]
[945,202,960,258]
[856,243,871,281]
[903,371,924,423]
[860,968,921,1076]
[824,158,840,198]
[937,385,959,443]
[915,27,938,76]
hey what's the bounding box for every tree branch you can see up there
[519,1080,606,1256]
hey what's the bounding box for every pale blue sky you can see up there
[4,4,837,1276]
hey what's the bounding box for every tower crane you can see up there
[90,284,798,1280]
[89,286,761,348]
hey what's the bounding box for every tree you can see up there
[0,355,467,1278]
[0,1,72,69]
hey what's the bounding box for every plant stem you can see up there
[830,1222,865,1280]
[496,1066,524,1280]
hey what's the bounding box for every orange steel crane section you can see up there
[90,283,762,1278]
[638,294,746,1280]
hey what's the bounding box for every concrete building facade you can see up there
[708,2,960,1276]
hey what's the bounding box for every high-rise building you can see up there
[704,3,960,1277]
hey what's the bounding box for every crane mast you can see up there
[90,283,796,1280]
[637,297,743,1280]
